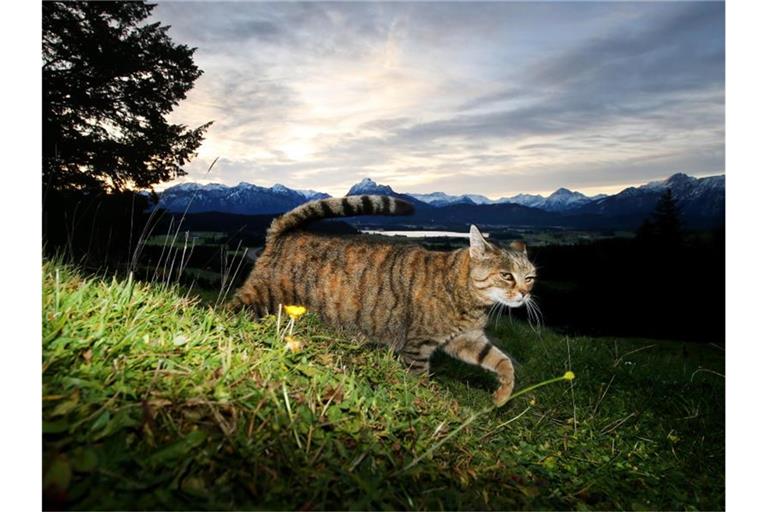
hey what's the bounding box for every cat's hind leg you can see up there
[399,338,441,375]
[441,330,515,406]
[229,274,271,317]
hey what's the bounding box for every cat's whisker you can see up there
[526,296,544,337]
[499,303,510,327]
[492,302,504,330]
[531,298,540,321]
[525,301,538,331]
[530,296,544,323]
[492,302,503,330]
[502,304,511,326]
[525,300,536,331]
[529,299,541,326]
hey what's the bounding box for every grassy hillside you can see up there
[42,261,724,510]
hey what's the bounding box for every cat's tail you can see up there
[266,195,414,242]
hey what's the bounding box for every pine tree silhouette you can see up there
[657,189,682,242]
[637,188,683,246]
[43,1,212,192]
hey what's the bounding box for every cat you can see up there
[232,195,537,405]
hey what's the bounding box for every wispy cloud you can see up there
[153,1,724,197]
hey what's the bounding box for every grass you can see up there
[42,260,724,510]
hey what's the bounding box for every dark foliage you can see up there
[526,224,725,343]
[43,1,211,192]
[505,192,724,344]
[43,189,157,270]
[42,194,361,290]
[637,189,683,246]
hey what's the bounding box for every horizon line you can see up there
[151,170,725,200]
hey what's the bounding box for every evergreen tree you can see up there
[653,188,682,243]
[43,1,212,192]
[637,188,683,246]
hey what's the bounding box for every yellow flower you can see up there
[284,305,307,320]
[563,371,576,381]
[285,336,303,353]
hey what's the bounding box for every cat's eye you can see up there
[525,276,535,283]
[500,272,515,282]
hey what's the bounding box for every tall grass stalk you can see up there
[400,371,576,473]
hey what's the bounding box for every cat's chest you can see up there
[433,310,487,338]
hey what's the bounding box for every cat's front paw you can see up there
[492,359,515,406]
[493,379,514,406]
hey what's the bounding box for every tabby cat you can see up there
[232,195,537,405]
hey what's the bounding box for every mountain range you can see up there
[409,187,606,212]
[154,182,330,215]
[154,173,724,229]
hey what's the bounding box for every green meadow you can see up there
[42,261,724,510]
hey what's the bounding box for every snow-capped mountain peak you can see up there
[641,172,699,192]
[410,191,491,206]
[496,193,546,209]
[464,194,494,205]
[347,178,395,196]
[411,192,452,202]
[269,184,293,194]
[665,172,696,186]
[171,182,227,192]
[541,188,591,211]
[577,173,724,218]
[234,182,262,191]
[296,189,332,201]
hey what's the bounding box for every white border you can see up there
[0,1,43,510]
[2,0,765,509]
[726,0,768,509]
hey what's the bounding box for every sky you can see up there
[152,1,724,198]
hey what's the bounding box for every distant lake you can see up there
[361,230,487,238]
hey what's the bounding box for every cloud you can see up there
[151,1,724,198]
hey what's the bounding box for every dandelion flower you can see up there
[563,371,575,381]
[284,305,307,320]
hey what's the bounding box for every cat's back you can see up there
[261,230,425,294]
[257,231,442,343]
[261,230,418,271]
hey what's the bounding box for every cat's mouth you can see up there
[487,289,527,308]
[486,291,542,331]
[503,297,526,308]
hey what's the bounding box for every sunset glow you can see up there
[152,1,724,198]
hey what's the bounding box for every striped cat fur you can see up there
[232,195,537,405]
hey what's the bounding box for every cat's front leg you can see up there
[442,330,515,405]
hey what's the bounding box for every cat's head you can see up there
[467,225,536,308]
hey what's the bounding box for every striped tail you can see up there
[266,195,414,241]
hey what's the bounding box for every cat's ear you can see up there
[509,240,527,254]
[469,225,491,259]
